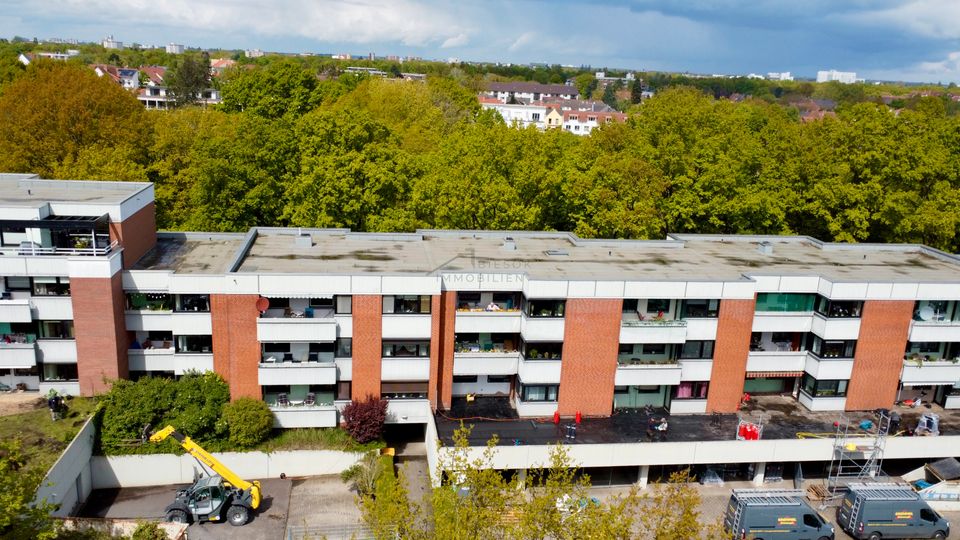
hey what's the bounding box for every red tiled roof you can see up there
[562,110,627,122]
[139,65,166,85]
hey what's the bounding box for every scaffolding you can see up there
[825,411,891,497]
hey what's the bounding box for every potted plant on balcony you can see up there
[74,237,91,249]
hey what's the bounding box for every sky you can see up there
[4,0,960,83]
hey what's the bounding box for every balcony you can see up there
[679,359,713,381]
[901,357,960,385]
[128,349,214,375]
[517,356,561,384]
[171,312,212,335]
[804,354,853,380]
[0,299,32,323]
[0,342,37,368]
[619,318,687,344]
[256,317,336,342]
[455,310,522,333]
[381,314,432,339]
[615,360,681,386]
[453,351,520,376]
[909,320,960,342]
[258,359,337,386]
[0,241,117,258]
[513,395,557,418]
[520,315,565,341]
[752,312,814,333]
[811,314,860,340]
[270,405,338,428]
[125,310,172,331]
[746,351,807,373]
[36,339,77,363]
[381,357,430,381]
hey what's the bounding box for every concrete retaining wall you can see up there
[59,518,187,540]
[91,450,365,489]
[425,413,440,486]
[36,416,96,517]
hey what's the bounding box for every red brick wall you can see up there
[211,294,260,400]
[557,298,623,416]
[845,300,913,411]
[109,202,157,269]
[72,274,128,395]
[428,293,456,410]
[351,295,382,401]
[706,298,756,413]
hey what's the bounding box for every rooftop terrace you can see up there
[233,229,960,282]
[0,174,151,208]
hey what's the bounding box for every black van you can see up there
[723,489,835,540]
[837,482,950,539]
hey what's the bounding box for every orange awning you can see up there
[745,371,803,379]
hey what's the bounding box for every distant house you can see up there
[91,64,139,90]
[138,86,221,110]
[165,43,184,54]
[102,35,123,50]
[544,106,564,129]
[561,110,627,135]
[18,50,79,65]
[534,98,615,113]
[479,98,547,129]
[483,82,579,104]
[816,70,857,84]
[139,66,167,87]
[244,49,264,58]
[209,58,236,76]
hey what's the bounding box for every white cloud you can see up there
[843,0,960,40]
[440,32,468,48]
[508,32,536,53]
[868,50,960,83]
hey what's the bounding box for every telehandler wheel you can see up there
[227,504,249,526]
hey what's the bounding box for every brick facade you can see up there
[210,294,260,400]
[706,298,756,413]
[351,295,382,401]
[429,293,456,410]
[72,274,128,395]
[109,202,157,269]
[557,298,623,416]
[845,300,914,411]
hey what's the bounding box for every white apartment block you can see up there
[817,70,857,84]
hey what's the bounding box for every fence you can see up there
[287,524,374,540]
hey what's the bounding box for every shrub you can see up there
[342,397,388,444]
[221,398,274,448]
[340,450,388,495]
[130,520,167,540]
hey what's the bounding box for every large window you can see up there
[382,341,430,357]
[40,363,78,382]
[914,300,954,322]
[673,381,709,400]
[32,277,70,296]
[455,333,519,353]
[127,292,171,311]
[336,338,352,357]
[383,295,431,314]
[521,341,563,360]
[678,341,715,359]
[38,320,74,339]
[801,374,848,397]
[176,335,212,354]
[806,335,856,359]
[381,381,428,399]
[755,293,816,312]
[525,299,565,318]
[814,296,862,318]
[0,226,27,247]
[175,294,209,312]
[3,276,31,291]
[520,384,558,402]
[679,299,719,318]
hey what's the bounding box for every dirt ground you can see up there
[0,391,44,416]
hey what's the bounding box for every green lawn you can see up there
[0,395,97,472]
[255,427,384,453]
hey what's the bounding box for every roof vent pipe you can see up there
[502,237,516,251]
[758,241,774,256]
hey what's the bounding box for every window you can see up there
[127,292,171,311]
[806,335,856,358]
[382,341,430,357]
[176,335,212,354]
[920,508,937,523]
[487,375,511,383]
[801,374,848,397]
[646,299,671,313]
[336,295,352,314]
[336,338,352,357]
[949,382,960,397]
[673,381,709,400]
[383,295,431,314]
[41,363,78,382]
[4,276,30,291]
[587,116,596,122]
[803,514,821,528]
[679,299,719,318]
[175,294,209,312]
[263,343,290,353]
[678,341,714,359]
[914,300,951,322]
[457,292,481,310]
[570,115,578,121]
[39,320,74,339]
[755,293,816,312]
[642,344,667,355]
[522,341,562,359]
[0,226,27,247]
[622,299,639,313]
[337,381,352,401]
[525,299,565,318]
[520,384,558,402]
[814,296,862,318]
[269,297,289,309]
[381,381,428,399]
[531,113,541,121]
[452,375,478,383]
[32,277,70,296]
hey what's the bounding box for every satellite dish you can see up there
[918,306,934,321]
[255,297,270,313]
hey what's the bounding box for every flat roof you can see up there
[0,175,151,208]
[234,229,960,282]
[133,233,247,274]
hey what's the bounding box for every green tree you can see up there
[573,72,596,98]
[167,54,211,107]
[0,61,146,177]
[636,469,706,539]
[630,78,644,104]
[0,440,58,540]
[219,60,319,118]
[221,398,273,448]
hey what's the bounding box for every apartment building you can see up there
[2,176,960,440]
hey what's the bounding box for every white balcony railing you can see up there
[0,342,37,368]
[453,351,520,376]
[803,354,854,380]
[0,299,32,323]
[811,314,861,340]
[385,399,432,423]
[619,319,687,344]
[381,357,431,381]
[751,312,814,333]
[901,359,960,385]
[381,314,432,339]
[455,310,522,333]
[36,339,77,363]
[746,351,807,373]
[256,317,337,342]
[517,356,562,384]
[520,316,565,341]
[270,405,338,428]
[0,241,117,257]
[615,363,682,386]
[258,361,337,386]
[909,320,960,342]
